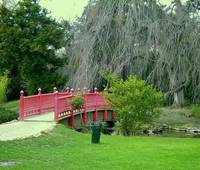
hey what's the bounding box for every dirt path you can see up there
[0,113,55,141]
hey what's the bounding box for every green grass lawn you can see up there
[0,125,200,170]
[1,100,19,113]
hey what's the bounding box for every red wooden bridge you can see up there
[19,88,115,128]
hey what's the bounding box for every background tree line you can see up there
[0,0,200,107]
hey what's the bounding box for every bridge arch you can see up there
[19,88,116,127]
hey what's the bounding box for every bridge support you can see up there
[83,108,88,124]
[93,109,98,122]
[69,110,74,128]
[103,110,108,121]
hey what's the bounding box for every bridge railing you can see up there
[83,93,108,110]
[54,92,109,127]
[19,88,71,120]
[19,87,111,124]
[55,94,74,121]
[54,91,109,123]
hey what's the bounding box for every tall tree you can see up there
[69,0,200,105]
[147,0,200,105]
[0,0,69,99]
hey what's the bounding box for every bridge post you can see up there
[77,88,81,95]
[93,87,98,121]
[70,88,74,95]
[69,110,74,128]
[83,87,88,124]
[83,108,88,124]
[103,88,109,121]
[69,89,75,127]
[94,87,98,93]
[83,87,87,94]
[38,88,42,114]
[65,87,70,93]
[103,110,108,121]
[19,90,24,120]
[53,87,57,93]
[54,90,58,123]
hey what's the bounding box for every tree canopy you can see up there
[0,0,70,99]
[103,73,162,135]
[70,0,200,106]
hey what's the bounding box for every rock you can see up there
[162,124,171,130]
[153,128,163,134]
[147,130,154,135]
[185,128,200,134]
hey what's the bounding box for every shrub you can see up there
[103,74,163,135]
[0,72,9,104]
[0,107,18,124]
[190,105,200,117]
[70,96,84,109]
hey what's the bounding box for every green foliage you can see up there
[190,105,200,117]
[1,100,19,112]
[0,72,9,104]
[0,0,70,98]
[104,74,163,135]
[0,107,17,124]
[70,96,84,109]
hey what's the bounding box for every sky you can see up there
[40,0,186,22]
[40,0,89,22]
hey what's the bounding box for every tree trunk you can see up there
[174,89,184,107]
[170,72,185,107]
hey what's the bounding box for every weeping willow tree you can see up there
[69,0,200,106]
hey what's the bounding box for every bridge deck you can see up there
[0,112,55,141]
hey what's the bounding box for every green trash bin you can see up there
[91,122,101,144]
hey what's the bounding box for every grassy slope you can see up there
[157,107,200,128]
[0,125,200,170]
[1,100,19,113]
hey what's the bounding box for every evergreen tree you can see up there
[0,0,70,98]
